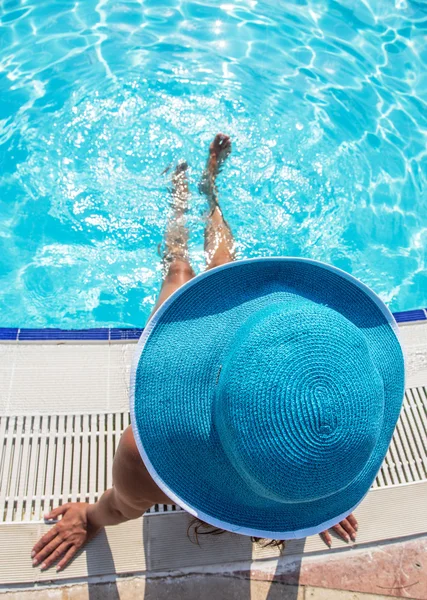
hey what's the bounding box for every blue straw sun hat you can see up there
[130,258,405,539]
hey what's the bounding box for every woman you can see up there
[31,134,404,571]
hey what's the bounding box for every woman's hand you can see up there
[31,503,101,572]
[31,427,162,572]
[320,513,358,547]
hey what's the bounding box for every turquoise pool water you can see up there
[1,0,426,328]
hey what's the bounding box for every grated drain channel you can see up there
[1,389,426,523]
[0,412,181,523]
[373,387,427,488]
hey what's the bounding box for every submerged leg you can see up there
[200,133,236,270]
[150,162,195,319]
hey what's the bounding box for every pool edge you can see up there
[0,307,425,342]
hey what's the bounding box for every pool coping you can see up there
[0,308,425,341]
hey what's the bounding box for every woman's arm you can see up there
[31,426,164,571]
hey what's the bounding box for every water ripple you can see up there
[0,0,426,327]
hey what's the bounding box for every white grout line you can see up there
[15,416,30,521]
[61,415,73,511]
[6,416,23,522]
[0,416,16,520]
[33,417,48,522]
[52,415,65,509]
[106,413,113,490]
[24,416,38,522]
[81,415,90,508]
[43,416,57,518]
[98,414,105,497]
[71,416,81,504]
[89,414,97,505]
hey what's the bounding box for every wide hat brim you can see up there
[130,258,405,539]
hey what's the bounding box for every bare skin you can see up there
[31,134,357,572]
[200,133,236,268]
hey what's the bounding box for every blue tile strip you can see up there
[0,308,425,340]
[393,309,426,323]
[0,328,19,340]
[18,328,110,341]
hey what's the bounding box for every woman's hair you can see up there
[187,517,286,551]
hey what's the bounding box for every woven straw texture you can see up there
[133,259,404,537]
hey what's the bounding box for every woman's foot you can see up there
[200,134,236,268]
[199,133,231,202]
[171,160,188,183]
[208,133,231,176]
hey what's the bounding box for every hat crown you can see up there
[214,300,385,504]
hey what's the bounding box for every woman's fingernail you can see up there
[345,536,350,542]
[355,525,358,531]
[351,533,357,541]
[32,559,38,566]
[31,551,35,558]
[41,563,47,570]
[56,566,62,572]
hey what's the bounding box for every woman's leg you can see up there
[149,162,195,319]
[200,133,236,270]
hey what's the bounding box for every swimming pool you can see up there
[0,0,426,328]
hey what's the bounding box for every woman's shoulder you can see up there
[114,426,173,506]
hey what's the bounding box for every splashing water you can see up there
[0,0,426,327]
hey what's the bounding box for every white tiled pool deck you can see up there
[0,320,426,598]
